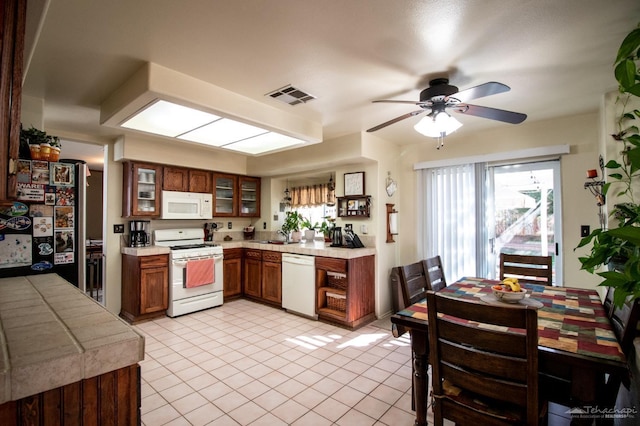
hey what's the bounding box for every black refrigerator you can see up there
[0,159,87,286]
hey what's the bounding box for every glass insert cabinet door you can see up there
[213,173,237,217]
[239,177,260,217]
[134,164,159,216]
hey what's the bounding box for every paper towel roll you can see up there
[389,212,398,235]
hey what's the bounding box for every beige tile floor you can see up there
[135,298,430,425]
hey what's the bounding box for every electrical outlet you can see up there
[113,224,124,233]
[227,222,232,229]
[581,225,590,237]
[263,222,267,230]
[345,224,353,231]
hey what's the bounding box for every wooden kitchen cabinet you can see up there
[122,161,162,217]
[242,249,281,306]
[261,251,282,305]
[223,248,243,299]
[163,166,212,193]
[243,249,262,298]
[213,173,238,217]
[213,173,261,217]
[120,254,169,323]
[316,255,375,329]
[239,176,261,217]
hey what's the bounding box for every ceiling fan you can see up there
[366,78,527,141]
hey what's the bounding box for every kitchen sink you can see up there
[247,240,295,245]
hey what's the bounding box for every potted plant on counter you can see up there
[576,23,640,307]
[300,216,318,242]
[282,211,303,242]
[319,216,336,242]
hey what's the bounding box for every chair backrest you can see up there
[427,291,539,426]
[500,253,553,286]
[398,261,428,306]
[604,287,640,356]
[423,255,447,292]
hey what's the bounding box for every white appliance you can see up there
[154,228,223,317]
[282,253,317,319]
[161,191,213,219]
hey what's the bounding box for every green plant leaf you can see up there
[616,28,640,63]
[609,173,623,180]
[605,160,622,169]
[615,59,637,90]
[607,226,640,246]
[627,82,640,97]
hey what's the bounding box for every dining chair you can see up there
[601,287,640,404]
[499,253,553,286]
[398,261,429,307]
[426,290,545,426]
[422,255,447,291]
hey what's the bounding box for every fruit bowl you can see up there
[492,285,527,303]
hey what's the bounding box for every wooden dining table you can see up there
[390,277,629,426]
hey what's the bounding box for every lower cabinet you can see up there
[0,364,140,425]
[223,248,243,299]
[316,255,375,329]
[121,254,169,324]
[243,249,281,306]
[243,249,262,298]
[261,251,282,304]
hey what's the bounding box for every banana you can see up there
[501,278,521,292]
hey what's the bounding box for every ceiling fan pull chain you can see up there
[436,132,445,150]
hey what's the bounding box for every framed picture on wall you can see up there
[344,171,365,196]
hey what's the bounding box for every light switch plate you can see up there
[114,224,124,233]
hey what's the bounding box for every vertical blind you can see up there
[419,163,485,283]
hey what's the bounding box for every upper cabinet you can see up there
[163,167,212,193]
[239,176,260,217]
[213,173,238,217]
[122,162,162,217]
[213,173,261,218]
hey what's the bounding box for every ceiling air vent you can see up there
[266,85,316,106]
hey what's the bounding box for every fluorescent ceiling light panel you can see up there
[224,132,305,155]
[121,100,219,137]
[179,119,267,146]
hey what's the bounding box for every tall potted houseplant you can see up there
[577,23,640,307]
[282,211,303,242]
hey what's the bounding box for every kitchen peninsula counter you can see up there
[0,274,143,423]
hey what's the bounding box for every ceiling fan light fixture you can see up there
[413,111,462,138]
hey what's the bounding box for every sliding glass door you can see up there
[486,161,562,284]
[420,159,562,285]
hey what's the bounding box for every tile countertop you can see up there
[216,240,376,258]
[0,274,145,403]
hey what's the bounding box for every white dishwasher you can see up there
[282,253,317,319]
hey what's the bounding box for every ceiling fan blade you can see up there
[455,104,527,124]
[366,110,425,132]
[453,82,510,103]
[372,99,428,105]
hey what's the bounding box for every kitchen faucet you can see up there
[277,229,290,243]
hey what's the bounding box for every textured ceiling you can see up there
[22,0,640,168]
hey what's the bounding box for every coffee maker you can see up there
[129,220,150,247]
[330,226,343,247]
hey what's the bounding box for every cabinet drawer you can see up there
[315,256,347,273]
[262,251,281,263]
[139,254,169,268]
[244,249,262,260]
[223,248,243,259]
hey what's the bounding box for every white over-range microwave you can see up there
[161,191,213,220]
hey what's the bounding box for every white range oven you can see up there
[154,228,223,317]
